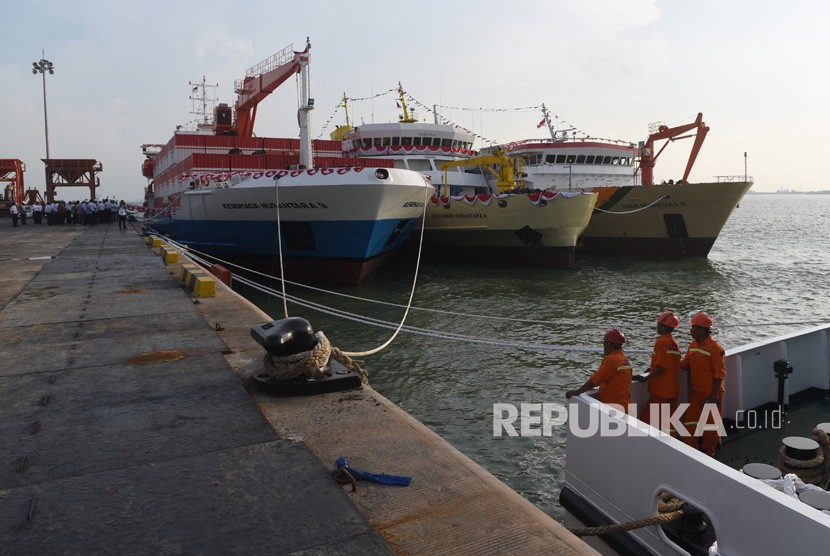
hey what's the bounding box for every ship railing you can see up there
[715,175,754,183]
[497,137,637,150]
[244,44,295,78]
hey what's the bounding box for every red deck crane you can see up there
[229,39,311,138]
[640,112,709,186]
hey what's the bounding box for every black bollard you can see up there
[773,360,793,416]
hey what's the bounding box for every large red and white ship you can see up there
[140,40,431,285]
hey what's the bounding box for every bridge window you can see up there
[603,156,612,164]
[382,137,391,146]
[612,157,620,165]
[585,155,595,164]
[373,137,382,147]
[441,138,452,147]
[362,138,372,147]
[525,153,543,165]
[402,137,413,146]
[392,137,400,146]
[413,137,422,146]
[556,154,566,164]
[408,159,432,171]
[545,154,556,163]
[566,154,576,164]
[576,155,586,164]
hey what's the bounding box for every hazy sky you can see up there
[3,0,828,201]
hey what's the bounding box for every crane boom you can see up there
[440,148,523,193]
[640,112,709,186]
[234,39,310,137]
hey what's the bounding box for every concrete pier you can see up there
[0,222,595,554]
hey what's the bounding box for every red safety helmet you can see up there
[657,311,679,329]
[690,312,713,329]
[604,328,626,346]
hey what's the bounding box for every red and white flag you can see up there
[537,118,547,129]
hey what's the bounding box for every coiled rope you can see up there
[777,428,830,487]
[568,492,685,537]
[262,331,369,385]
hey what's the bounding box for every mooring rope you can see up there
[568,492,686,537]
[593,195,669,215]
[262,330,369,385]
[141,190,186,223]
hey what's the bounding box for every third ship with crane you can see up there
[496,110,753,257]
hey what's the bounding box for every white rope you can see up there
[342,179,433,357]
[273,175,289,319]
[152,231,830,334]
[169,175,434,358]
[231,273,613,354]
[593,195,669,214]
[141,189,187,222]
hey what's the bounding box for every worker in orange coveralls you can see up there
[566,329,633,411]
[634,311,682,433]
[680,312,726,456]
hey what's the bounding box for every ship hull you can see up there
[580,181,753,256]
[420,191,598,267]
[148,168,430,284]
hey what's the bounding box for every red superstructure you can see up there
[141,39,395,212]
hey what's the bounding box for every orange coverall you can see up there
[641,333,682,430]
[680,336,726,456]
[590,348,633,409]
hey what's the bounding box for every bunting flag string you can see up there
[316,84,591,145]
[435,104,542,112]
[403,93,500,146]
[317,88,398,138]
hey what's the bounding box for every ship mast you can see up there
[397,83,417,123]
[188,75,219,129]
[297,37,314,168]
[540,103,574,141]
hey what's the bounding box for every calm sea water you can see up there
[237,193,830,521]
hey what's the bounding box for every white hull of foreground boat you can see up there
[562,324,830,555]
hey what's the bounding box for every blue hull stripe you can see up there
[157,218,419,260]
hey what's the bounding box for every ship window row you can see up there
[392,159,466,172]
[537,153,634,166]
[361,137,473,149]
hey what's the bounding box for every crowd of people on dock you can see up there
[566,311,725,457]
[7,199,130,229]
